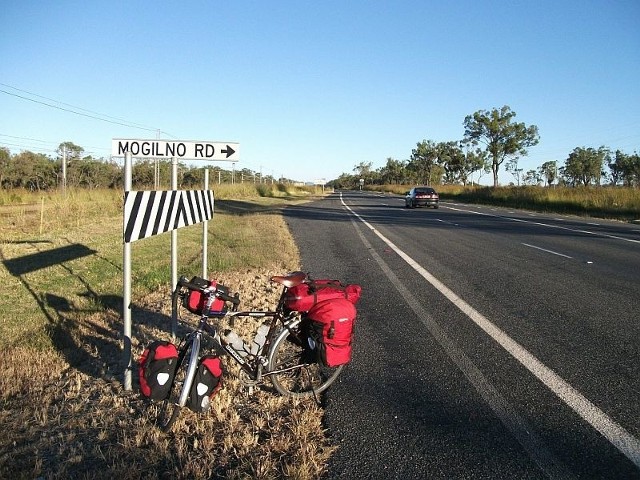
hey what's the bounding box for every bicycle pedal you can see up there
[238,370,259,388]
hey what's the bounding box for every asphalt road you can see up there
[283,190,640,480]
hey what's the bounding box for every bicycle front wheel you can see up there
[268,319,344,397]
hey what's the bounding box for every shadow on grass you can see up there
[214,197,321,216]
[1,242,172,383]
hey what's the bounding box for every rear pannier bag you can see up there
[284,279,361,312]
[188,355,223,413]
[183,276,229,315]
[305,298,357,367]
[138,340,179,401]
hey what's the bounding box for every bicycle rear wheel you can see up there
[268,319,344,397]
[155,342,190,431]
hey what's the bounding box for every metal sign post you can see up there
[202,169,209,279]
[170,157,178,336]
[123,152,133,390]
[116,138,239,391]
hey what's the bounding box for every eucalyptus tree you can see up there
[523,169,542,185]
[608,150,640,187]
[353,161,374,185]
[538,161,558,186]
[438,142,467,184]
[56,141,84,160]
[409,140,439,185]
[379,157,405,184]
[0,147,9,187]
[463,105,539,187]
[562,146,609,186]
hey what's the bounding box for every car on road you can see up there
[405,186,439,209]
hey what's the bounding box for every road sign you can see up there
[111,138,239,161]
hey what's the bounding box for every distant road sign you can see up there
[112,138,239,161]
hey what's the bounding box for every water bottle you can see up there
[250,323,270,355]
[223,330,248,357]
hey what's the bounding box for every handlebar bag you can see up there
[188,355,223,413]
[284,279,361,312]
[138,340,179,401]
[183,276,229,315]
[305,298,357,367]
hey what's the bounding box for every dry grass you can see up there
[0,188,336,479]
[0,272,333,479]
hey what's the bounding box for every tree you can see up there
[626,153,640,187]
[437,141,486,185]
[562,146,609,186]
[438,142,465,184]
[463,105,539,187]
[538,161,558,186]
[0,147,10,188]
[608,150,640,187]
[506,158,523,186]
[379,158,405,185]
[10,151,56,190]
[57,141,84,160]
[523,169,542,185]
[353,161,373,185]
[409,140,439,185]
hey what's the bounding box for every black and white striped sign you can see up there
[124,190,214,243]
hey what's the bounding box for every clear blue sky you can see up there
[1,1,639,185]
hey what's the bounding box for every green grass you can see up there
[0,186,310,350]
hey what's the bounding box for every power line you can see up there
[0,133,110,152]
[0,83,175,137]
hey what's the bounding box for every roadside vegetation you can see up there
[330,106,639,193]
[371,184,640,221]
[0,184,333,479]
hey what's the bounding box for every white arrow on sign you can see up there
[111,139,240,161]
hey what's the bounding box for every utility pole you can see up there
[155,129,160,189]
[62,147,67,194]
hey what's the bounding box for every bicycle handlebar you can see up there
[177,276,241,306]
[218,290,240,306]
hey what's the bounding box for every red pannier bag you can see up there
[138,340,179,401]
[305,298,357,367]
[284,279,361,312]
[188,355,223,413]
[183,276,229,315]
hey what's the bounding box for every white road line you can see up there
[446,205,640,245]
[340,193,640,470]
[437,218,458,226]
[522,243,573,259]
[349,217,574,478]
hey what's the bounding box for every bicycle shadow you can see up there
[1,242,173,383]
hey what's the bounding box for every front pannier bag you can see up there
[183,276,229,316]
[284,279,361,312]
[138,340,179,401]
[188,355,223,413]
[305,298,357,367]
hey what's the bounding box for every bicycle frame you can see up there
[171,278,300,388]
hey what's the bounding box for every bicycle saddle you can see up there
[270,271,307,288]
